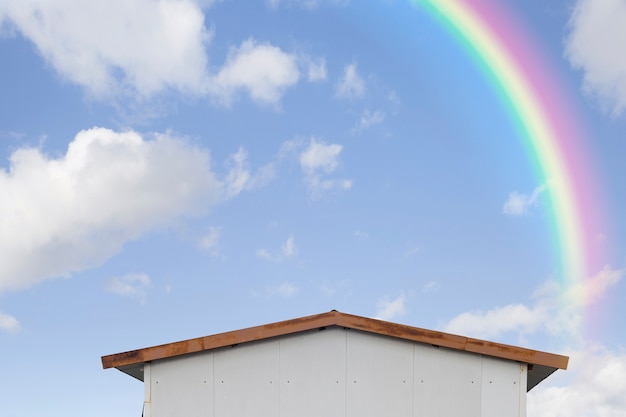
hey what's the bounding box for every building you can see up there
[102,310,568,417]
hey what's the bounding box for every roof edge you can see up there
[101,310,568,371]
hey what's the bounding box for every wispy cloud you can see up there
[502,185,546,216]
[335,63,366,100]
[266,0,348,11]
[222,147,275,199]
[299,138,352,195]
[302,56,327,82]
[354,229,369,239]
[565,0,626,116]
[354,109,385,132]
[198,226,221,254]
[267,282,298,298]
[105,273,151,303]
[405,245,421,257]
[0,311,20,333]
[375,293,406,321]
[421,280,440,293]
[257,235,297,262]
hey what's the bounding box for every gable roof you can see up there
[102,310,568,391]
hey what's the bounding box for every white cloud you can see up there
[266,0,347,10]
[304,56,327,82]
[442,266,624,342]
[0,127,222,293]
[267,0,319,10]
[442,267,626,416]
[354,229,369,239]
[565,265,623,307]
[528,345,626,417]
[355,109,385,131]
[299,138,352,195]
[421,280,439,293]
[256,235,297,262]
[105,273,151,302]
[221,147,275,199]
[300,138,342,173]
[282,234,296,257]
[503,185,546,216]
[0,311,20,333]
[0,2,305,106]
[210,38,299,106]
[267,281,298,298]
[335,63,366,99]
[198,226,221,253]
[565,0,626,116]
[405,245,421,257]
[0,0,212,97]
[376,293,406,321]
[444,303,548,340]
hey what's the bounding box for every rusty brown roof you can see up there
[102,310,568,390]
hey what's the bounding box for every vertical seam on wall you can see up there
[411,343,416,415]
[344,328,348,417]
[278,339,281,417]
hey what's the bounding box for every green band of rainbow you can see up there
[418,0,606,315]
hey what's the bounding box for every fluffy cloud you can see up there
[0,1,308,105]
[565,0,626,116]
[444,267,626,416]
[442,266,624,342]
[375,293,406,321]
[0,311,20,333]
[105,273,151,302]
[503,185,546,216]
[0,127,249,293]
[299,138,352,194]
[444,303,548,340]
[0,0,211,97]
[210,38,300,106]
[528,345,626,417]
[335,63,366,99]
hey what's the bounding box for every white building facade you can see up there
[102,311,568,417]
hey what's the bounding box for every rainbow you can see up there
[416,1,605,326]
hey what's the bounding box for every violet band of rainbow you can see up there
[417,0,608,331]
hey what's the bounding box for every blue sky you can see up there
[1,0,625,415]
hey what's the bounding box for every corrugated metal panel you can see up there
[279,328,346,417]
[481,357,525,417]
[151,353,213,417]
[140,327,530,417]
[439,347,483,416]
[346,330,414,417]
[413,343,443,416]
[213,339,279,417]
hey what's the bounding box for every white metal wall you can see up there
[145,327,526,417]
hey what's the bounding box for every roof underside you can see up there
[102,310,568,391]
